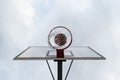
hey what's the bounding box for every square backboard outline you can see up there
[14,46,106,60]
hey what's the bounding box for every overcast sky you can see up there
[0,0,120,80]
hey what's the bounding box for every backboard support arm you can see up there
[46,60,55,80]
[65,60,73,80]
[47,60,73,80]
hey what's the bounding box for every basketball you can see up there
[54,33,67,46]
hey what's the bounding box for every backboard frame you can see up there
[14,46,106,60]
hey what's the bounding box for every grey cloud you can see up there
[0,0,120,80]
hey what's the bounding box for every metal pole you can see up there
[58,60,63,80]
[54,60,66,80]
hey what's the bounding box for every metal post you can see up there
[54,60,66,80]
[58,60,63,80]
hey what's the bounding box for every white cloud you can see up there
[0,0,120,80]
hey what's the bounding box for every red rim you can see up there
[48,26,72,49]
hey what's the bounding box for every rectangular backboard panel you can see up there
[14,46,105,60]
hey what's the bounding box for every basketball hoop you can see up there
[48,26,73,58]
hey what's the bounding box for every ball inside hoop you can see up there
[48,26,72,50]
[48,26,72,58]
